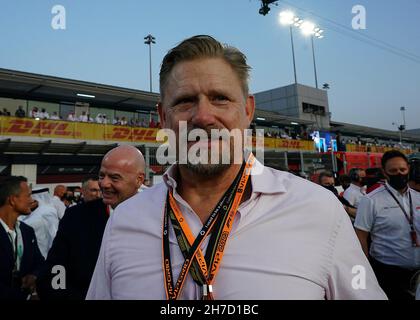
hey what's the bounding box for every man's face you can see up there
[384,157,409,177]
[99,159,143,208]
[56,186,67,199]
[320,176,335,187]
[11,182,33,215]
[158,58,255,175]
[358,170,366,182]
[82,180,101,202]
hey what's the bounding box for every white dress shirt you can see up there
[52,195,66,220]
[87,160,386,300]
[19,204,59,258]
[355,182,420,269]
[343,183,366,208]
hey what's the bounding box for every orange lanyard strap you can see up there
[162,154,255,300]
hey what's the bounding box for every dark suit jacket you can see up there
[0,220,45,300]
[37,198,108,300]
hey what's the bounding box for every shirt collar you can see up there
[350,183,366,193]
[162,157,287,195]
[0,217,19,233]
[385,181,410,197]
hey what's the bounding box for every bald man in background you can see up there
[37,145,146,300]
[52,185,67,220]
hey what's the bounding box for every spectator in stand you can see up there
[120,116,127,126]
[149,117,156,128]
[31,107,40,119]
[102,115,109,124]
[87,113,94,122]
[95,113,103,124]
[15,106,26,118]
[67,112,76,122]
[112,116,120,125]
[79,111,88,122]
[2,108,11,116]
[50,112,60,120]
[39,108,50,120]
[365,167,386,194]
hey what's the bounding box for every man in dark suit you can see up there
[37,145,146,300]
[0,176,45,300]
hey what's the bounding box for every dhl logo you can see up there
[5,119,72,136]
[280,140,302,148]
[106,127,158,142]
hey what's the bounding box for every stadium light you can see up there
[300,21,324,89]
[279,11,295,25]
[279,10,298,84]
[144,34,156,92]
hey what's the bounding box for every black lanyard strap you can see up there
[385,185,418,247]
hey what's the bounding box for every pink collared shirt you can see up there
[87,160,387,300]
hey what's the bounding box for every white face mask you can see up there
[74,192,81,198]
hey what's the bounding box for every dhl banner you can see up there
[261,137,315,151]
[0,117,159,143]
[0,116,315,151]
[346,144,412,154]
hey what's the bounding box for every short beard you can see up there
[184,162,231,176]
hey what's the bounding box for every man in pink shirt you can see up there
[87,35,386,300]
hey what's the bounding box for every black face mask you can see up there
[323,184,338,196]
[360,177,368,186]
[388,173,409,190]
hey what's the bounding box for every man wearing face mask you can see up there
[343,168,367,209]
[318,171,357,220]
[355,150,420,300]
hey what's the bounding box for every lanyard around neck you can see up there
[162,153,255,300]
[384,185,418,247]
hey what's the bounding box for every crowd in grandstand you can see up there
[0,106,162,128]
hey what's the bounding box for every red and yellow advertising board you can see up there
[0,116,317,152]
[346,144,412,154]
[0,117,159,144]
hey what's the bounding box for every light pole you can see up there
[144,34,156,92]
[300,21,324,89]
[392,122,403,144]
[279,11,302,84]
[279,12,324,88]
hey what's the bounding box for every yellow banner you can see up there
[0,117,160,144]
[0,116,316,152]
[346,144,412,154]
[275,138,315,151]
